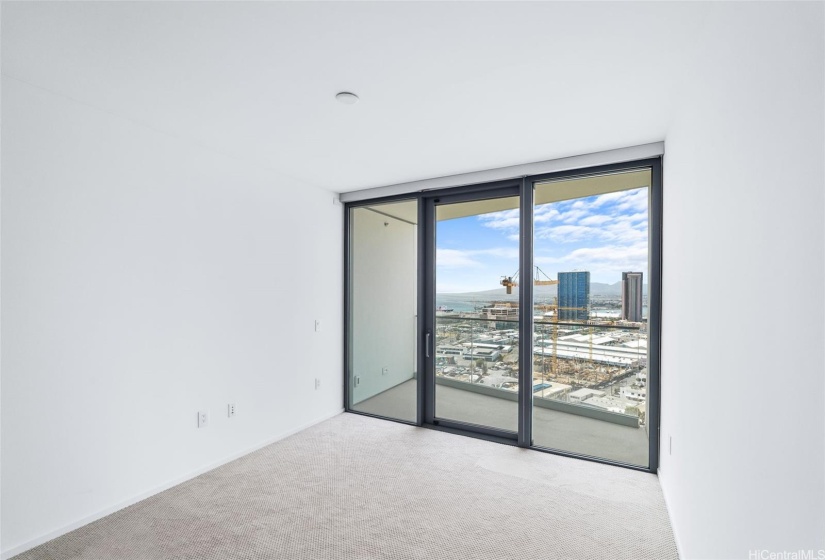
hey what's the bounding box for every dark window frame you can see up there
[343,157,663,473]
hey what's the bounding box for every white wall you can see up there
[0,78,343,557]
[350,205,417,407]
[660,3,825,559]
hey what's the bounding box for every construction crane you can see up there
[535,298,589,380]
[500,267,594,382]
[500,266,559,294]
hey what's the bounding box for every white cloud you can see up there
[536,241,649,281]
[616,188,649,212]
[478,247,520,259]
[439,187,651,287]
[559,208,589,224]
[579,214,612,226]
[480,189,647,233]
[592,190,629,208]
[535,199,648,244]
[436,247,519,268]
[602,219,648,243]
[591,187,648,212]
[477,208,519,230]
[621,211,647,223]
[436,249,483,269]
[536,224,597,243]
[534,206,560,224]
[560,243,648,264]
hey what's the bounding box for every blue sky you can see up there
[436,187,649,293]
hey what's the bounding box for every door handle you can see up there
[425,331,432,358]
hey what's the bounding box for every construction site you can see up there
[434,267,648,422]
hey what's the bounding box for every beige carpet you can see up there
[14,413,678,560]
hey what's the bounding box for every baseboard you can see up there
[1,408,345,560]
[657,469,686,559]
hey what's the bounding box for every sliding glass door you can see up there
[427,189,521,435]
[529,169,654,467]
[346,159,661,471]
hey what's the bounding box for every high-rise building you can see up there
[558,271,590,321]
[621,271,644,322]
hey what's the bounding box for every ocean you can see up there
[436,292,648,318]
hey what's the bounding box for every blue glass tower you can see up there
[558,271,590,322]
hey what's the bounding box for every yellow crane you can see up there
[500,266,559,294]
[500,267,592,380]
[535,298,589,380]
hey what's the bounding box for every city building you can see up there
[483,303,519,329]
[533,381,572,400]
[463,347,501,362]
[569,388,606,402]
[621,271,644,322]
[581,396,635,415]
[620,385,647,402]
[436,345,464,357]
[558,271,590,321]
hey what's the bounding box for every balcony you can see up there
[353,315,649,467]
[354,378,649,467]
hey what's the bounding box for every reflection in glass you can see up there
[348,200,418,422]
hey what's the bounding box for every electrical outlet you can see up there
[198,410,209,428]
[315,378,321,390]
[354,376,360,387]
[228,403,236,418]
[314,320,321,332]
[382,367,389,376]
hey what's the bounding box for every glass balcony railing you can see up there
[435,315,648,429]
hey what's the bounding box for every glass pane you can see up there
[531,169,651,467]
[434,195,519,433]
[348,200,418,422]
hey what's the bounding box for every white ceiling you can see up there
[1,2,708,193]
